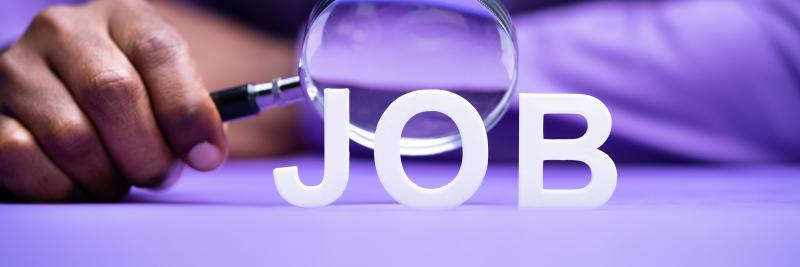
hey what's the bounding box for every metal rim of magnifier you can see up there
[300,0,519,156]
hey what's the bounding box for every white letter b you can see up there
[519,94,617,208]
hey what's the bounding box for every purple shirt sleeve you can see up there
[506,0,800,163]
[3,0,798,163]
[302,0,800,163]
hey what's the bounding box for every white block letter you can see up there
[274,89,349,207]
[374,90,488,209]
[519,94,617,208]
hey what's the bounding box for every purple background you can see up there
[3,0,799,163]
[1,1,799,266]
[2,156,800,266]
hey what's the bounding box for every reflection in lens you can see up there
[301,0,517,155]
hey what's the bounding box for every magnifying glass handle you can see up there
[210,76,303,121]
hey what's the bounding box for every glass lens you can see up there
[300,0,517,156]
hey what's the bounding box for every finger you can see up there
[109,4,228,171]
[0,115,75,202]
[0,45,129,200]
[38,9,178,188]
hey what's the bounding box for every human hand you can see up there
[0,0,228,202]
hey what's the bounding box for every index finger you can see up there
[108,2,228,171]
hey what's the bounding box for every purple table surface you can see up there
[2,155,799,267]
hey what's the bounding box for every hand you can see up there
[0,0,228,202]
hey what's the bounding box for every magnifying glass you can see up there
[210,0,518,156]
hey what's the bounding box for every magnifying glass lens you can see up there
[301,0,517,156]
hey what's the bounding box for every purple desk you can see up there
[2,155,799,266]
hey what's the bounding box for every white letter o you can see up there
[374,90,488,209]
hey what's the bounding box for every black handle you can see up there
[210,84,259,121]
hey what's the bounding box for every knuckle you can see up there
[79,70,144,118]
[162,97,205,128]
[40,116,97,159]
[30,6,74,36]
[0,48,40,106]
[0,50,22,87]
[0,118,74,203]
[130,30,186,68]
[0,120,35,154]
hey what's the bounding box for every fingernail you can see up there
[187,142,222,171]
